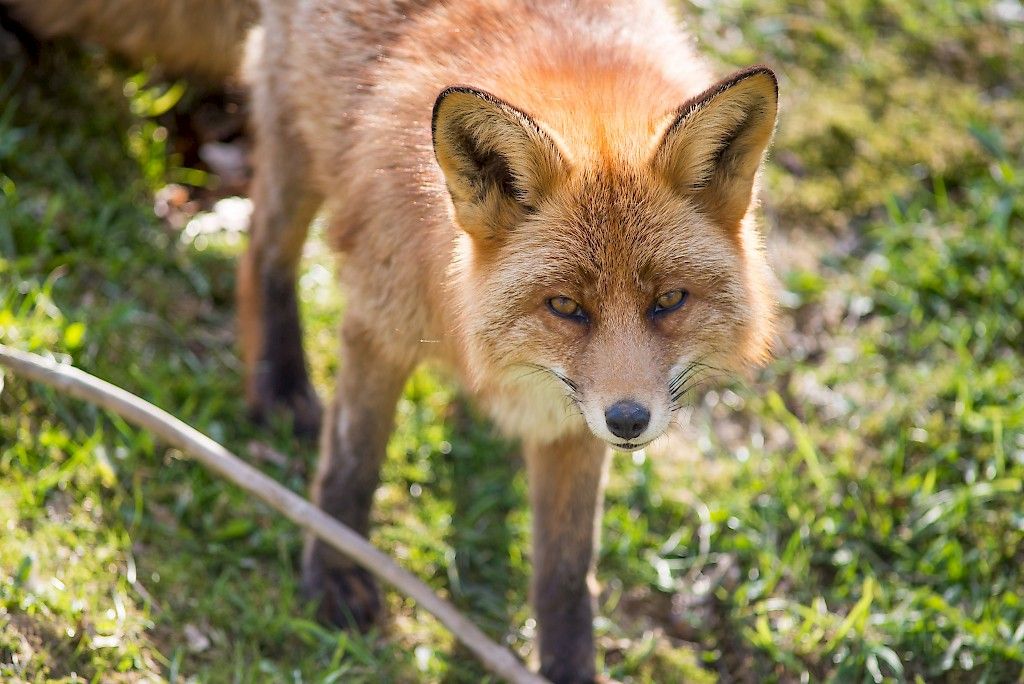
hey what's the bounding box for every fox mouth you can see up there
[610,439,653,452]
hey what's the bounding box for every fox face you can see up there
[434,68,779,449]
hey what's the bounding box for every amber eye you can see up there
[547,296,587,321]
[653,289,688,315]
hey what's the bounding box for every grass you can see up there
[1,1,1023,681]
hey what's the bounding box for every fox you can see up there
[239,0,778,680]
[8,0,780,680]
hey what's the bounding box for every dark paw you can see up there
[280,384,323,438]
[539,635,597,684]
[249,377,322,439]
[302,561,381,631]
[540,668,597,684]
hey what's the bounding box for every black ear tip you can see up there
[758,65,778,91]
[732,65,778,99]
[431,85,508,141]
[669,64,779,127]
[748,64,777,79]
[431,85,551,151]
[432,86,473,140]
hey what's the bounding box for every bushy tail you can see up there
[1,0,259,81]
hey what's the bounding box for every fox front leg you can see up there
[525,433,610,684]
[302,319,413,629]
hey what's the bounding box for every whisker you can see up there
[670,363,704,394]
[670,373,728,411]
[509,361,582,400]
[670,362,710,399]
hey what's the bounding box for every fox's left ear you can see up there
[652,66,778,229]
[432,86,569,240]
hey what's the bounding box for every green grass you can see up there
[2,1,1023,681]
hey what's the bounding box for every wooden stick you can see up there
[0,344,546,684]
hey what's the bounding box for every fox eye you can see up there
[547,296,587,321]
[653,289,688,315]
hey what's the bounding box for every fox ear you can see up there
[432,86,568,240]
[652,66,778,229]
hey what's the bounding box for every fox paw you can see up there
[278,384,323,438]
[302,562,381,631]
[248,379,322,439]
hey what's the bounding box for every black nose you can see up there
[604,400,650,440]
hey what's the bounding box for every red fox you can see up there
[241,1,778,679]
[11,0,779,680]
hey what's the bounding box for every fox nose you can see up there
[604,400,650,440]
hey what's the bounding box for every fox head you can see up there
[432,67,779,450]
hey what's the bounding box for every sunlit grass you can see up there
[2,3,1023,681]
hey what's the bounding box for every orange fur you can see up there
[248,0,778,439]
[245,1,780,679]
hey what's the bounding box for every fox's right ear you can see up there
[652,66,778,230]
[432,87,568,240]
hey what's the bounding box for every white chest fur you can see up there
[477,370,588,444]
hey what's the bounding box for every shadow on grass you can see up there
[440,399,527,682]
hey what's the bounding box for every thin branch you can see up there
[0,344,546,684]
